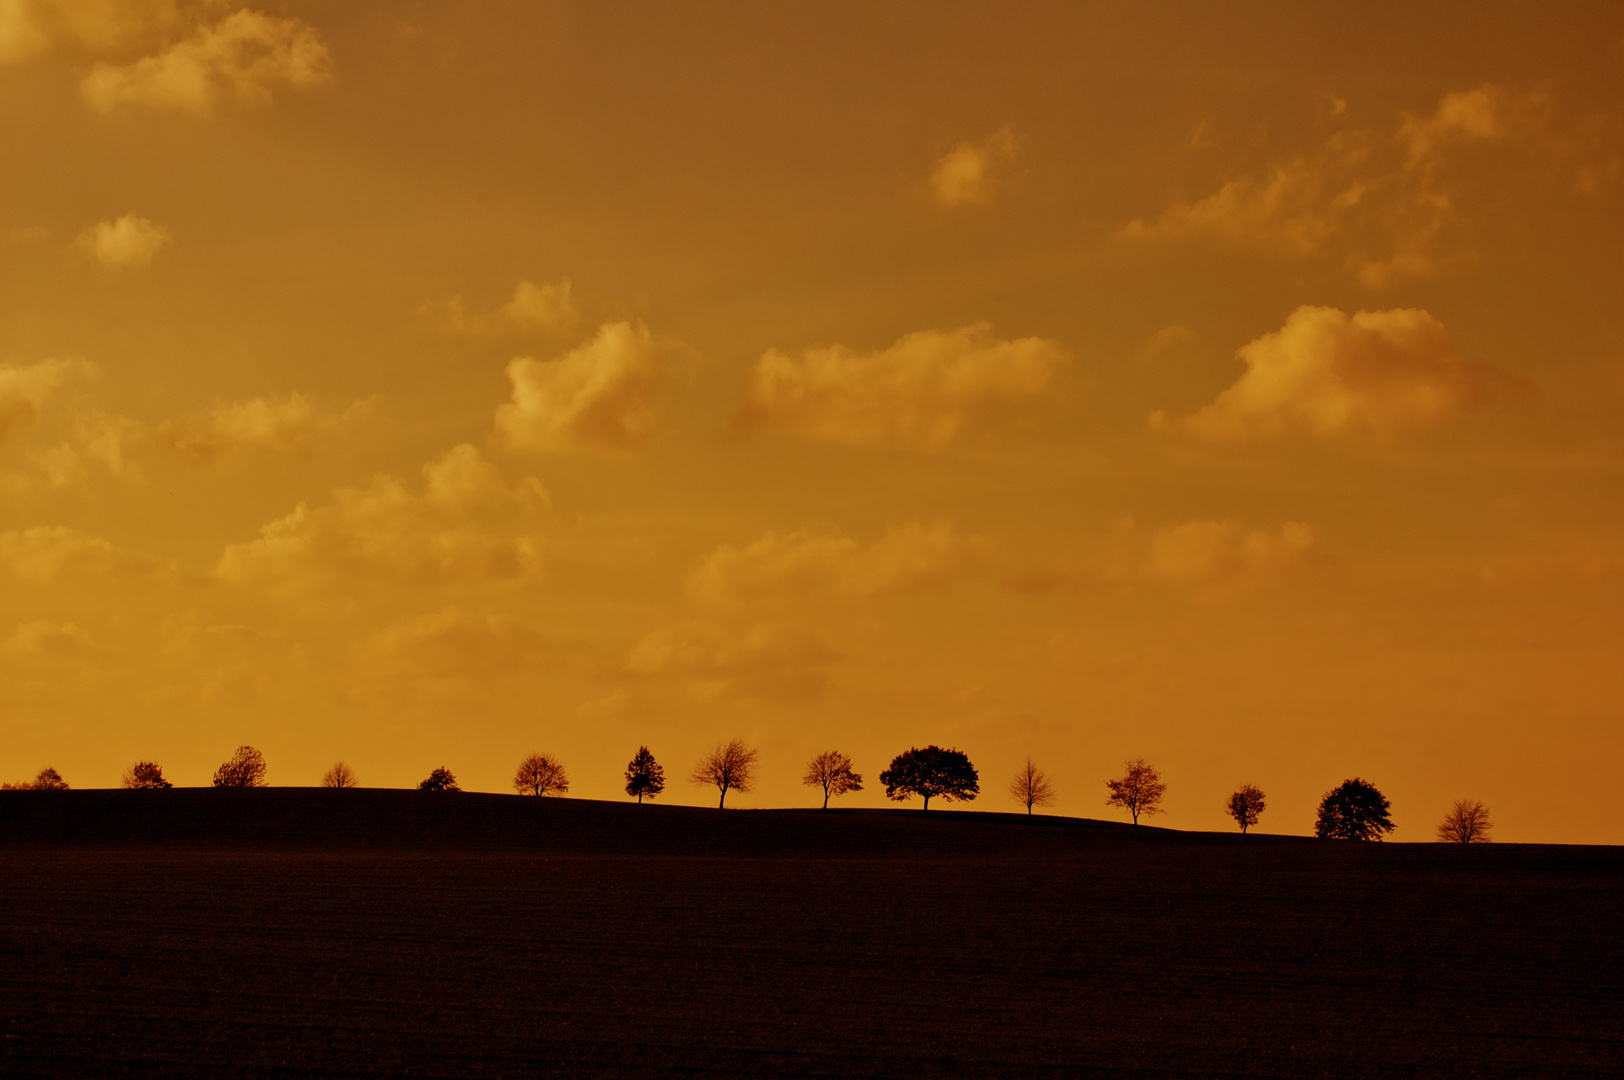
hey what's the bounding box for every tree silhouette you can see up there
[1008,757,1055,816]
[1315,777,1394,840]
[122,762,172,789]
[1437,799,1492,843]
[419,767,460,791]
[1226,784,1266,833]
[803,750,863,809]
[321,761,358,789]
[1105,758,1165,825]
[691,738,757,808]
[880,746,979,810]
[212,746,267,788]
[30,767,69,791]
[624,746,665,803]
[514,753,569,796]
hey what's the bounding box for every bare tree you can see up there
[1226,784,1265,833]
[320,761,358,789]
[514,753,569,796]
[625,746,665,803]
[419,767,459,791]
[122,762,172,789]
[803,750,863,809]
[30,767,69,791]
[212,746,267,788]
[1008,757,1056,816]
[1437,799,1492,843]
[1104,758,1165,825]
[691,738,757,808]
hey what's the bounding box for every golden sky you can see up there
[4,1,1623,841]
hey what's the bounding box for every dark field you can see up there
[2,790,1620,1078]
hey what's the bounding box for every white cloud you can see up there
[0,0,179,64]
[75,214,172,266]
[0,357,97,449]
[1139,520,1318,584]
[154,393,367,468]
[495,321,669,455]
[426,279,578,338]
[0,526,125,582]
[690,521,982,603]
[626,621,838,703]
[930,127,1018,207]
[2,620,95,659]
[356,608,557,693]
[736,322,1069,452]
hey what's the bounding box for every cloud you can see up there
[494,321,669,455]
[735,322,1069,452]
[625,621,838,703]
[1165,306,1526,441]
[217,444,550,589]
[2,620,95,660]
[0,526,125,582]
[424,279,578,338]
[930,126,1019,207]
[0,0,179,63]
[80,9,333,116]
[75,214,172,266]
[356,608,557,692]
[0,357,97,449]
[690,521,982,603]
[1139,520,1318,584]
[154,393,366,468]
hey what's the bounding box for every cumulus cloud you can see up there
[625,621,838,703]
[0,526,125,582]
[930,126,1019,207]
[1163,306,1524,441]
[736,322,1069,452]
[425,279,578,338]
[690,521,983,603]
[495,321,669,455]
[75,214,172,266]
[217,444,550,589]
[154,393,367,468]
[1139,520,1317,584]
[0,0,179,63]
[80,8,333,116]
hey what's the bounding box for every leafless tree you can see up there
[1226,784,1265,833]
[691,738,757,808]
[1437,799,1493,843]
[1105,758,1165,825]
[514,752,570,796]
[122,762,172,789]
[29,767,69,791]
[1008,757,1056,816]
[321,761,358,789]
[212,746,267,788]
[803,750,862,809]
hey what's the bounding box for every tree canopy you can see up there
[212,746,267,788]
[1437,799,1492,843]
[1008,757,1056,816]
[321,761,358,789]
[419,767,460,792]
[625,746,665,803]
[879,746,979,810]
[803,750,863,809]
[514,753,569,796]
[1105,758,1166,824]
[1315,778,1394,841]
[29,767,69,791]
[122,761,171,789]
[691,738,757,808]
[1227,784,1265,833]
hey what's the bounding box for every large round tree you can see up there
[1315,778,1394,841]
[879,746,978,810]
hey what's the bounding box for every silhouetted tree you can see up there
[1315,778,1394,841]
[691,738,757,808]
[1008,757,1056,816]
[514,753,569,796]
[30,767,69,791]
[419,767,460,791]
[803,750,863,809]
[880,746,979,810]
[122,762,172,789]
[1227,784,1266,833]
[624,746,665,803]
[321,761,358,789]
[212,746,267,788]
[1105,758,1165,825]
[1437,799,1492,843]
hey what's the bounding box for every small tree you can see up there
[1105,758,1165,825]
[31,767,69,791]
[1227,784,1266,834]
[624,746,665,803]
[1315,777,1394,841]
[419,767,460,791]
[514,753,569,796]
[1437,799,1492,843]
[122,762,172,789]
[880,746,979,810]
[803,750,863,809]
[212,746,267,788]
[320,761,358,789]
[691,738,757,808]
[1008,757,1056,816]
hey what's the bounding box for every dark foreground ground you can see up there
[1,790,1620,1078]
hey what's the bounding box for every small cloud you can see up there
[2,620,95,660]
[690,521,982,603]
[930,127,1018,207]
[353,608,559,700]
[424,279,578,338]
[735,322,1069,453]
[0,526,126,583]
[494,321,670,455]
[154,393,367,468]
[0,357,98,449]
[0,0,183,64]
[75,214,172,266]
[1139,520,1318,584]
[626,621,838,703]
[1141,324,1199,363]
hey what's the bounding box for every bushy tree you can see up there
[1008,757,1056,816]
[321,761,358,789]
[1437,799,1492,843]
[514,753,569,796]
[880,746,979,810]
[212,746,267,788]
[691,738,757,808]
[419,767,460,791]
[803,750,863,809]
[1315,778,1394,841]
[624,746,665,803]
[122,762,172,789]
[30,767,69,791]
[1105,758,1165,825]
[1227,784,1266,833]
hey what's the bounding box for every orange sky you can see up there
[3,1,1623,841]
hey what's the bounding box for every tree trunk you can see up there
[718,784,727,809]
[822,789,829,810]
[923,794,931,811]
